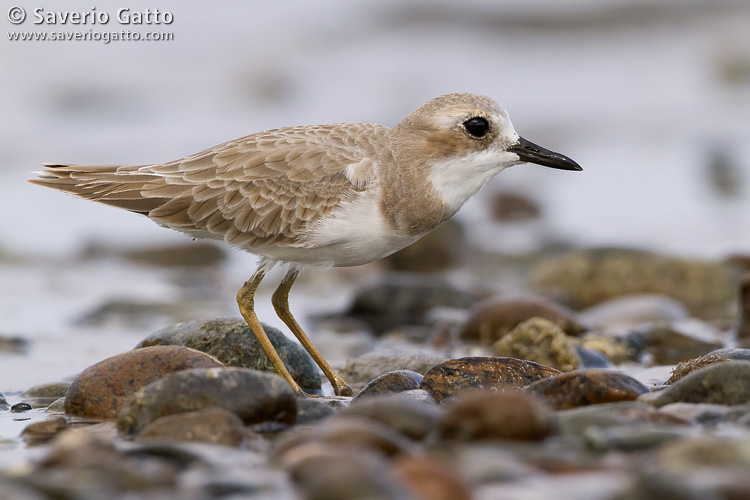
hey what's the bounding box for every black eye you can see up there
[463,117,489,138]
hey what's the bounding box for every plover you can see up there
[30,93,581,397]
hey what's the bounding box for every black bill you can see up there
[509,136,582,171]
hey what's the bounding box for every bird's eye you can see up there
[463,117,489,138]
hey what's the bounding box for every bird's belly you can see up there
[252,194,422,268]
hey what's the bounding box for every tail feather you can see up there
[29,164,164,215]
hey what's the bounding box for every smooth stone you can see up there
[339,350,445,390]
[343,273,476,334]
[352,369,424,402]
[296,396,348,425]
[460,292,585,345]
[65,345,224,420]
[578,294,690,330]
[117,367,296,436]
[281,445,406,500]
[555,401,690,436]
[392,456,472,500]
[577,333,643,364]
[492,317,581,371]
[137,408,250,446]
[438,390,552,441]
[21,416,69,445]
[343,393,440,441]
[525,368,649,410]
[420,356,560,403]
[22,382,71,400]
[272,415,415,460]
[583,425,690,452]
[137,318,321,393]
[46,397,66,414]
[658,402,750,425]
[529,247,738,318]
[575,346,611,368]
[642,361,750,407]
[11,402,33,413]
[637,320,723,365]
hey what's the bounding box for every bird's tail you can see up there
[29,164,164,215]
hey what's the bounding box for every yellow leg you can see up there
[236,270,307,397]
[272,269,354,397]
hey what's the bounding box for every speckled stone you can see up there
[493,317,581,371]
[137,318,321,393]
[525,368,649,410]
[352,369,424,402]
[420,356,560,403]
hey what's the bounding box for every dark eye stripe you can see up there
[463,117,489,138]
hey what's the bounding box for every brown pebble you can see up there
[460,293,584,345]
[65,346,224,420]
[137,408,252,446]
[352,369,423,402]
[21,416,69,445]
[525,368,649,410]
[392,456,472,500]
[420,356,559,403]
[271,415,414,460]
[492,317,581,371]
[438,390,552,441]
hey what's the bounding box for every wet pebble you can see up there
[11,402,33,413]
[281,445,406,500]
[637,320,723,365]
[493,317,581,371]
[117,367,296,436]
[343,273,475,334]
[21,416,69,445]
[530,247,738,318]
[137,317,321,393]
[137,408,252,446]
[272,415,415,460]
[578,294,690,330]
[578,332,643,364]
[339,350,445,390]
[343,393,440,441]
[438,390,552,441]
[296,396,348,425]
[65,345,224,420]
[392,455,472,500]
[460,293,584,345]
[420,356,560,403]
[352,369,423,402]
[525,368,649,410]
[643,360,750,407]
[555,401,690,436]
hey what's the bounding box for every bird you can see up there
[30,93,582,397]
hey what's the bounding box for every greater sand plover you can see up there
[30,93,582,396]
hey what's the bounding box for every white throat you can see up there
[427,149,519,213]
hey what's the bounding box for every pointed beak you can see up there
[509,136,582,171]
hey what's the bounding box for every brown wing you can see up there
[30,122,387,248]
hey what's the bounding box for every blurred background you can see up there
[1,0,750,394]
